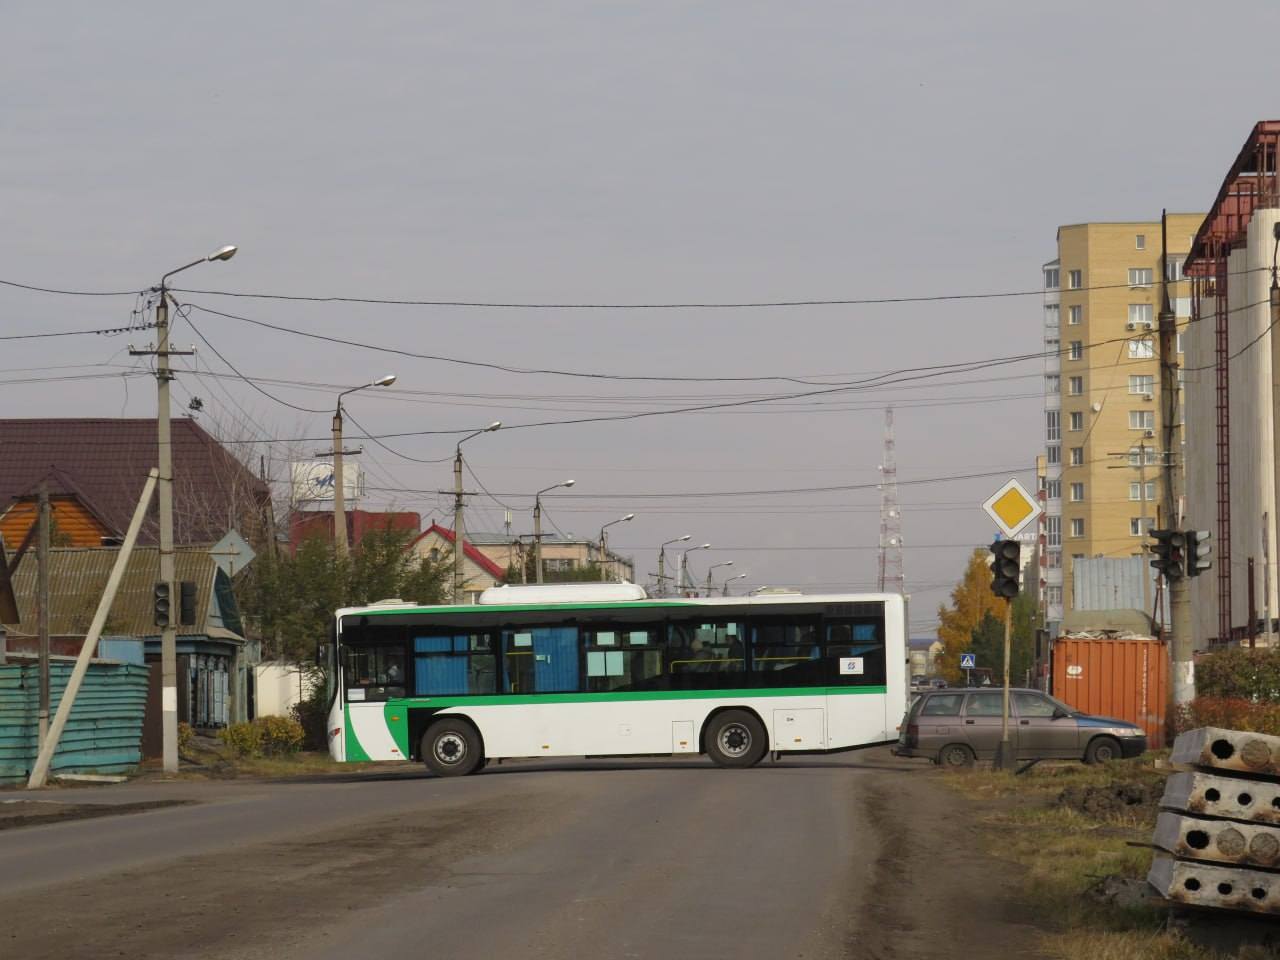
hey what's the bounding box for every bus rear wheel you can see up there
[705,710,767,768]
[422,719,483,777]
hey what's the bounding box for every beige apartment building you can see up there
[1041,216,1201,629]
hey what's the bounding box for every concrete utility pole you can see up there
[132,245,236,773]
[598,513,635,582]
[705,561,733,597]
[441,421,500,602]
[681,543,711,597]
[1159,211,1194,705]
[533,479,574,585]
[36,481,50,750]
[656,535,690,597]
[325,375,397,557]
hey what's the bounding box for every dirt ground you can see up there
[0,798,190,831]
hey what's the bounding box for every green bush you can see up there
[257,715,305,755]
[291,686,330,752]
[1173,697,1280,736]
[218,721,264,758]
[216,716,305,758]
[1195,646,1280,700]
[177,721,195,755]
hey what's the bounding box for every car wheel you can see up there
[1084,736,1121,765]
[705,710,767,768]
[937,743,975,769]
[422,719,483,777]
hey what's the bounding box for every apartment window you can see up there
[1128,375,1155,395]
[1068,305,1083,325]
[1046,444,1061,465]
[1130,517,1154,537]
[1128,338,1155,359]
[1068,340,1083,360]
[1044,479,1061,499]
[1047,550,1062,569]
[1128,303,1154,326]
[1129,410,1155,431]
[1070,518,1085,538]
[1046,410,1060,441]
[1165,257,1184,282]
[1047,585,1063,607]
[1068,375,1083,396]
[1069,482,1084,502]
[1046,374,1060,394]
[1128,268,1153,288]
[1045,337,1060,355]
[1068,269,1082,289]
[1070,447,1084,466]
[1045,303,1060,326]
[1129,481,1157,501]
[1128,446,1159,466]
[1135,234,1146,250]
[1047,516,1061,547]
[1044,267,1060,289]
[1068,411,1083,432]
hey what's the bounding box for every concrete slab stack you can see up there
[1149,727,1280,915]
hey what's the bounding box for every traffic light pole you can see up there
[995,600,1014,771]
[1159,212,1194,706]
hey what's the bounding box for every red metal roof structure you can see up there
[409,523,507,581]
[0,418,269,547]
[1183,121,1280,641]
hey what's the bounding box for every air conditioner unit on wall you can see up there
[1142,320,1154,330]
[1142,393,1154,402]
[1125,322,1137,331]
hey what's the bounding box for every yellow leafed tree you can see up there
[935,548,1008,683]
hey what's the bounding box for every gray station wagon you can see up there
[894,688,1147,767]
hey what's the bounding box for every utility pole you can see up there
[36,481,50,750]
[132,244,236,774]
[454,445,466,601]
[656,551,667,597]
[878,407,905,594]
[332,408,349,557]
[1160,210,1194,704]
[532,479,574,585]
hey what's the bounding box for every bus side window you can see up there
[826,620,886,685]
[342,642,407,701]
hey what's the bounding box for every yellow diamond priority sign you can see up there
[981,478,1043,539]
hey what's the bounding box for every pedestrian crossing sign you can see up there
[960,653,976,670]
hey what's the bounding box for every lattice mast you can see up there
[878,407,905,594]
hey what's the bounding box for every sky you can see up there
[3,1,1280,633]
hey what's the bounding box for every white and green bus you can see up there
[324,583,906,776]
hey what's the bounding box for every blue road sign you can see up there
[960,653,977,670]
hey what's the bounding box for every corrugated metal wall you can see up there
[0,660,149,783]
[1071,556,1169,621]
[1052,637,1169,745]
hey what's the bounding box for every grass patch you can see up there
[154,738,409,780]
[941,756,1244,960]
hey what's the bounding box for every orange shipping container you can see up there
[1051,636,1168,747]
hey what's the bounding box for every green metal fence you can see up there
[0,660,149,784]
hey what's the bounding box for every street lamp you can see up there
[329,374,399,558]
[722,572,748,596]
[705,560,734,596]
[452,421,501,603]
[598,513,635,582]
[680,542,712,596]
[656,534,692,597]
[144,245,237,778]
[534,480,575,584]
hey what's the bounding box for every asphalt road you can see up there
[0,751,1044,959]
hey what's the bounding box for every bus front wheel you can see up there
[705,710,767,768]
[422,719,483,777]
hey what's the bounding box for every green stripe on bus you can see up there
[344,706,371,761]
[383,685,886,708]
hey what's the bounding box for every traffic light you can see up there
[1148,529,1187,580]
[1186,529,1213,578]
[179,580,198,626]
[154,580,172,626]
[989,539,1021,599]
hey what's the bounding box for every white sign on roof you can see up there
[981,477,1043,539]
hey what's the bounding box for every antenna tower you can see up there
[878,407,905,594]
